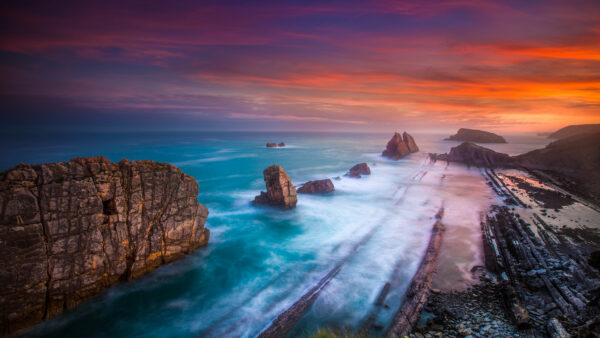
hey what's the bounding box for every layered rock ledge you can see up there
[297,179,334,194]
[0,156,210,335]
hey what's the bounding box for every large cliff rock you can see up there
[253,165,297,209]
[0,156,209,335]
[445,128,507,143]
[297,179,334,194]
[382,132,419,160]
[446,142,513,167]
[548,124,600,139]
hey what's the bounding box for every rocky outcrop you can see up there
[442,142,513,167]
[347,163,371,178]
[445,128,507,143]
[253,165,297,209]
[266,142,285,148]
[382,132,419,160]
[0,156,209,335]
[297,179,334,194]
[548,124,600,139]
[278,142,285,147]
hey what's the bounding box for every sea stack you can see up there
[0,156,209,334]
[382,132,419,160]
[253,165,297,209]
[297,179,335,194]
[347,163,371,178]
[445,128,507,143]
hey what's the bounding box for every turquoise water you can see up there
[1,131,550,337]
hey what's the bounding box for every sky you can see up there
[1,0,599,133]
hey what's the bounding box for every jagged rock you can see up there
[445,128,507,143]
[0,156,209,334]
[446,142,513,167]
[253,165,297,209]
[347,163,371,178]
[297,179,334,194]
[266,142,277,148]
[548,124,600,139]
[382,132,419,160]
[278,142,285,147]
[510,303,530,327]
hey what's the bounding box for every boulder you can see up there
[347,163,371,178]
[445,128,507,143]
[278,142,285,147]
[0,157,209,334]
[382,132,419,160]
[253,165,297,209]
[266,142,277,148]
[297,179,334,194]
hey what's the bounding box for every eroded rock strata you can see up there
[0,156,210,335]
[253,165,297,209]
[382,132,419,160]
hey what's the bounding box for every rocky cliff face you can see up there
[445,128,507,143]
[446,142,513,167]
[382,132,419,160]
[253,165,297,209]
[0,156,209,335]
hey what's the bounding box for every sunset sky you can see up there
[1,0,599,132]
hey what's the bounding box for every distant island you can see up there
[445,128,507,143]
[548,124,600,139]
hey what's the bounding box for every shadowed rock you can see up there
[347,163,371,178]
[0,156,209,334]
[266,142,277,148]
[278,142,285,147]
[446,142,513,167]
[382,132,419,160]
[297,179,334,194]
[445,128,507,143]
[253,165,297,209]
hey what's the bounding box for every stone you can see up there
[278,142,285,147]
[297,179,334,194]
[0,156,209,335]
[510,303,530,327]
[445,128,507,143]
[458,327,473,336]
[382,131,419,160]
[347,163,371,178]
[266,142,277,148]
[253,165,297,209]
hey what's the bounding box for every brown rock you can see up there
[382,132,419,160]
[447,142,513,167]
[347,163,371,178]
[0,156,209,335]
[253,165,297,209]
[278,142,285,147]
[266,142,277,148]
[297,179,334,194]
[445,128,507,143]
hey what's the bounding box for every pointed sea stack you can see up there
[253,165,297,209]
[382,132,419,160]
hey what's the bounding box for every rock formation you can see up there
[445,128,507,143]
[548,124,600,139]
[347,163,371,178]
[297,179,334,194]
[0,156,209,335]
[253,165,297,209]
[382,132,419,160]
[442,142,513,167]
[266,142,277,148]
[278,142,285,147]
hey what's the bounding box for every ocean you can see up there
[1,131,550,337]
